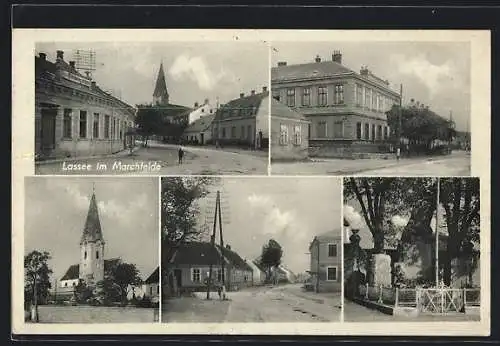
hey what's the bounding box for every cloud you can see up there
[343,204,364,230]
[390,53,457,95]
[247,193,295,235]
[169,54,229,91]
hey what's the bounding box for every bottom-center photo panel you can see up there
[160,176,343,323]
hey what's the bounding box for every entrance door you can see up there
[174,269,182,289]
[200,133,204,145]
[258,131,263,149]
[41,107,57,155]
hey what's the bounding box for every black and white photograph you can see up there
[343,177,480,322]
[24,177,159,323]
[34,41,269,176]
[161,176,342,323]
[270,42,471,176]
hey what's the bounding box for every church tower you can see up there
[79,185,105,286]
[153,62,169,106]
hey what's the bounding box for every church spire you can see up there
[80,186,104,245]
[153,61,169,105]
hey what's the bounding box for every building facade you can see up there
[182,114,215,145]
[309,232,342,293]
[212,87,269,150]
[271,51,401,157]
[142,267,160,303]
[35,50,136,161]
[271,98,310,161]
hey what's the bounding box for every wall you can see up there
[79,240,105,285]
[271,116,309,161]
[215,118,256,146]
[310,237,342,293]
[184,129,212,145]
[143,282,160,301]
[59,278,79,288]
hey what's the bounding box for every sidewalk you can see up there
[161,295,230,323]
[151,142,268,159]
[35,146,142,165]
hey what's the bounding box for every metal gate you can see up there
[418,288,464,313]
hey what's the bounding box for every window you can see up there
[63,109,72,139]
[240,126,245,139]
[333,121,343,138]
[302,88,311,106]
[386,126,390,139]
[222,127,226,138]
[356,122,362,140]
[279,124,289,145]
[364,123,370,140]
[216,269,223,282]
[192,268,201,283]
[364,88,370,108]
[79,110,87,138]
[231,126,236,138]
[293,125,302,145]
[328,244,338,257]
[334,84,344,104]
[72,282,76,287]
[317,86,327,106]
[316,121,327,138]
[378,125,383,140]
[150,287,153,295]
[65,282,68,287]
[372,91,377,110]
[84,251,87,260]
[96,250,99,259]
[327,267,338,281]
[371,124,376,142]
[286,88,295,107]
[355,83,363,107]
[104,115,110,139]
[93,113,99,139]
[111,118,115,140]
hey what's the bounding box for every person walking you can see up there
[178,145,184,164]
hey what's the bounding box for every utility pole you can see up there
[435,177,440,288]
[217,191,226,291]
[397,84,403,161]
[206,192,218,300]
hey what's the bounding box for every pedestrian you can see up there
[396,147,401,161]
[178,145,184,164]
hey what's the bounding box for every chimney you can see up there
[315,55,321,63]
[69,61,76,69]
[39,53,47,60]
[225,244,231,250]
[262,86,268,93]
[251,90,256,96]
[332,50,342,64]
[194,101,199,107]
[360,66,369,75]
[91,81,96,88]
[277,61,287,67]
[240,93,244,98]
[56,50,64,60]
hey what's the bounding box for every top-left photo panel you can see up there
[34,41,270,175]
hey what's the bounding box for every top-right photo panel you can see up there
[270,41,471,176]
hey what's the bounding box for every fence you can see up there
[357,284,480,313]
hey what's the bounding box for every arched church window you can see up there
[96,250,99,259]
[65,282,68,287]
[84,251,87,259]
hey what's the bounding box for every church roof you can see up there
[153,62,169,99]
[60,259,120,281]
[80,192,104,245]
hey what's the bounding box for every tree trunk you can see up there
[372,230,385,254]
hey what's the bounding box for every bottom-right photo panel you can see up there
[343,177,481,322]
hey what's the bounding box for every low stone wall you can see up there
[309,140,393,159]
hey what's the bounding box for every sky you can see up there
[24,177,159,284]
[272,41,471,132]
[192,177,342,275]
[36,42,268,109]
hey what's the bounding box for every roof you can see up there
[80,192,104,245]
[60,259,120,281]
[184,114,216,133]
[153,63,169,98]
[214,91,269,122]
[272,60,354,82]
[252,260,266,273]
[170,241,223,266]
[271,98,309,121]
[144,267,159,284]
[218,246,253,272]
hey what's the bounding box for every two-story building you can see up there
[35,50,136,161]
[309,231,342,293]
[271,51,401,158]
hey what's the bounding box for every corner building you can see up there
[271,51,401,157]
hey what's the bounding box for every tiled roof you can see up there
[271,98,309,121]
[60,259,120,281]
[272,60,354,82]
[252,260,266,273]
[80,193,104,245]
[214,91,269,121]
[170,241,223,266]
[218,246,253,272]
[144,267,159,284]
[184,114,216,133]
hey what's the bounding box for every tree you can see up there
[24,250,53,321]
[74,280,94,304]
[96,260,142,304]
[259,239,283,282]
[161,177,218,296]
[135,104,163,147]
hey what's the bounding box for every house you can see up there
[246,260,266,285]
[271,52,400,157]
[35,50,136,161]
[165,242,253,294]
[309,232,342,293]
[275,265,296,283]
[183,114,216,145]
[142,267,160,303]
[212,87,269,150]
[271,98,310,161]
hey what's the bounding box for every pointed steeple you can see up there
[153,61,169,105]
[80,188,104,245]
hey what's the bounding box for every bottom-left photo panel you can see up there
[23,176,160,324]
